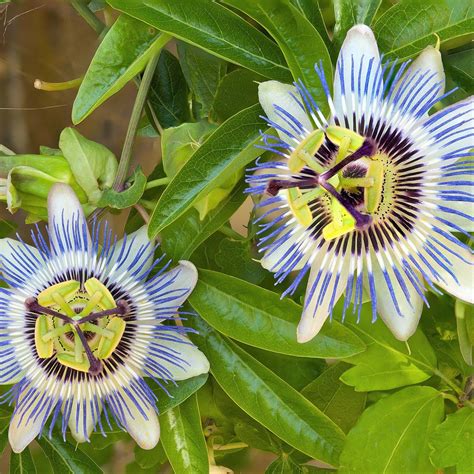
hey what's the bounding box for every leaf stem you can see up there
[145,177,171,190]
[218,225,244,240]
[34,77,83,91]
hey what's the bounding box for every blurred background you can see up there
[0,0,158,235]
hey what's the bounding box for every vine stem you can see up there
[70,0,104,34]
[113,50,165,191]
[145,177,171,190]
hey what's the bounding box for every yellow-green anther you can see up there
[42,324,72,342]
[57,352,90,373]
[288,130,325,172]
[340,177,375,188]
[326,126,365,152]
[74,332,84,363]
[37,280,80,307]
[79,291,104,316]
[35,315,54,358]
[336,136,352,164]
[97,317,126,359]
[364,158,384,213]
[322,216,356,241]
[287,188,313,227]
[84,278,116,310]
[293,187,324,209]
[82,322,114,339]
[51,293,75,317]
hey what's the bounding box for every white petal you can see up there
[297,249,350,343]
[153,260,198,309]
[260,227,308,273]
[108,226,155,275]
[68,397,98,444]
[150,333,210,381]
[434,245,474,304]
[0,238,40,274]
[123,398,160,450]
[9,392,51,453]
[420,97,474,159]
[435,182,474,232]
[258,81,312,139]
[47,183,90,254]
[371,259,425,341]
[391,46,445,118]
[333,24,381,123]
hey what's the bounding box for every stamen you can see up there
[288,129,325,172]
[72,322,103,375]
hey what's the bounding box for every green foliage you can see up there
[2,0,473,472]
[107,0,292,81]
[160,394,209,473]
[148,104,265,237]
[339,386,445,473]
[189,269,366,358]
[72,14,170,123]
[429,407,474,473]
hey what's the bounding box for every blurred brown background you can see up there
[0,0,159,234]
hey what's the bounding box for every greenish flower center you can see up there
[29,278,128,375]
[277,126,391,240]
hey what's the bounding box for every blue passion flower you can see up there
[248,25,473,343]
[0,184,209,453]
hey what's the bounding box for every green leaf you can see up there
[214,238,267,285]
[9,448,36,474]
[37,434,103,474]
[373,0,474,60]
[333,0,382,47]
[0,407,10,455]
[223,0,332,116]
[160,394,209,474]
[339,386,444,473]
[339,302,437,391]
[0,219,17,238]
[148,49,190,128]
[290,0,331,48]
[97,167,147,209]
[72,14,170,123]
[188,316,346,467]
[58,128,117,204]
[106,0,292,82]
[160,180,247,260]
[189,270,365,359]
[134,443,167,470]
[211,69,262,123]
[445,48,474,92]
[178,42,227,117]
[455,299,473,365]
[266,455,304,473]
[301,362,366,433]
[154,373,209,414]
[429,407,474,474]
[148,104,265,238]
